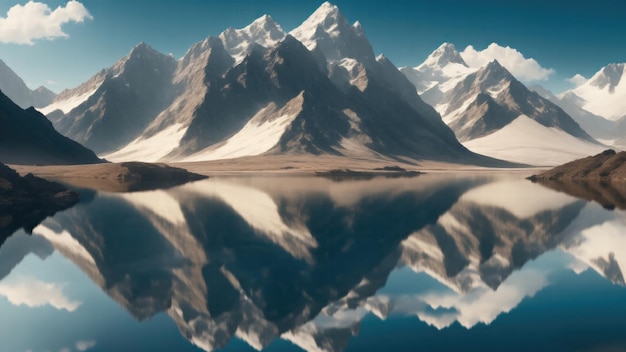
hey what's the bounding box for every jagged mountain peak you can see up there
[353,20,363,34]
[0,59,57,108]
[473,59,514,84]
[423,42,468,67]
[248,14,280,30]
[219,14,286,63]
[290,2,375,65]
[485,59,504,70]
[291,2,348,43]
[117,42,173,71]
[588,62,625,90]
[125,42,164,61]
[312,1,341,20]
[182,36,226,65]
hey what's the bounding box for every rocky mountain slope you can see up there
[42,43,178,154]
[0,91,102,165]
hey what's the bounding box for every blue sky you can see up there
[0,0,624,93]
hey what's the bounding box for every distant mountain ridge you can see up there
[401,44,606,165]
[536,63,626,151]
[0,59,56,109]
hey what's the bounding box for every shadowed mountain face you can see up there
[0,91,102,165]
[9,175,624,351]
[45,43,178,154]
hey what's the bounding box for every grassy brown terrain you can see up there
[11,162,206,193]
[10,154,538,188]
[529,149,626,181]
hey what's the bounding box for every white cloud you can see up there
[0,1,92,45]
[75,340,96,351]
[0,275,81,311]
[461,43,555,81]
[567,73,588,88]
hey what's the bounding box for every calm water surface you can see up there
[1,175,626,352]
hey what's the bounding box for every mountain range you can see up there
[532,63,626,150]
[30,3,505,166]
[400,43,610,165]
[0,2,623,167]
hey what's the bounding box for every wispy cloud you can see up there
[0,0,92,45]
[567,73,588,88]
[75,340,96,351]
[461,43,555,81]
[0,275,81,311]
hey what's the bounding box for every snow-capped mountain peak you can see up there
[588,63,625,91]
[219,14,286,64]
[290,2,347,48]
[474,60,513,88]
[422,42,468,68]
[301,1,341,31]
[290,2,376,65]
[352,20,364,35]
[400,42,476,103]
[565,62,626,121]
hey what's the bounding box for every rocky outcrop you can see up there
[529,150,626,210]
[529,149,626,181]
[0,90,102,165]
[0,162,79,243]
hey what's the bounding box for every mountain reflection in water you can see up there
[1,175,626,352]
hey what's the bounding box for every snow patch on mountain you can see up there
[39,87,97,115]
[104,123,187,163]
[181,109,299,162]
[463,115,605,166]
[178,93,305,162]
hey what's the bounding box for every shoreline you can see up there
[9,155,547,181]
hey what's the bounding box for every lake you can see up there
[1,174,626,352]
